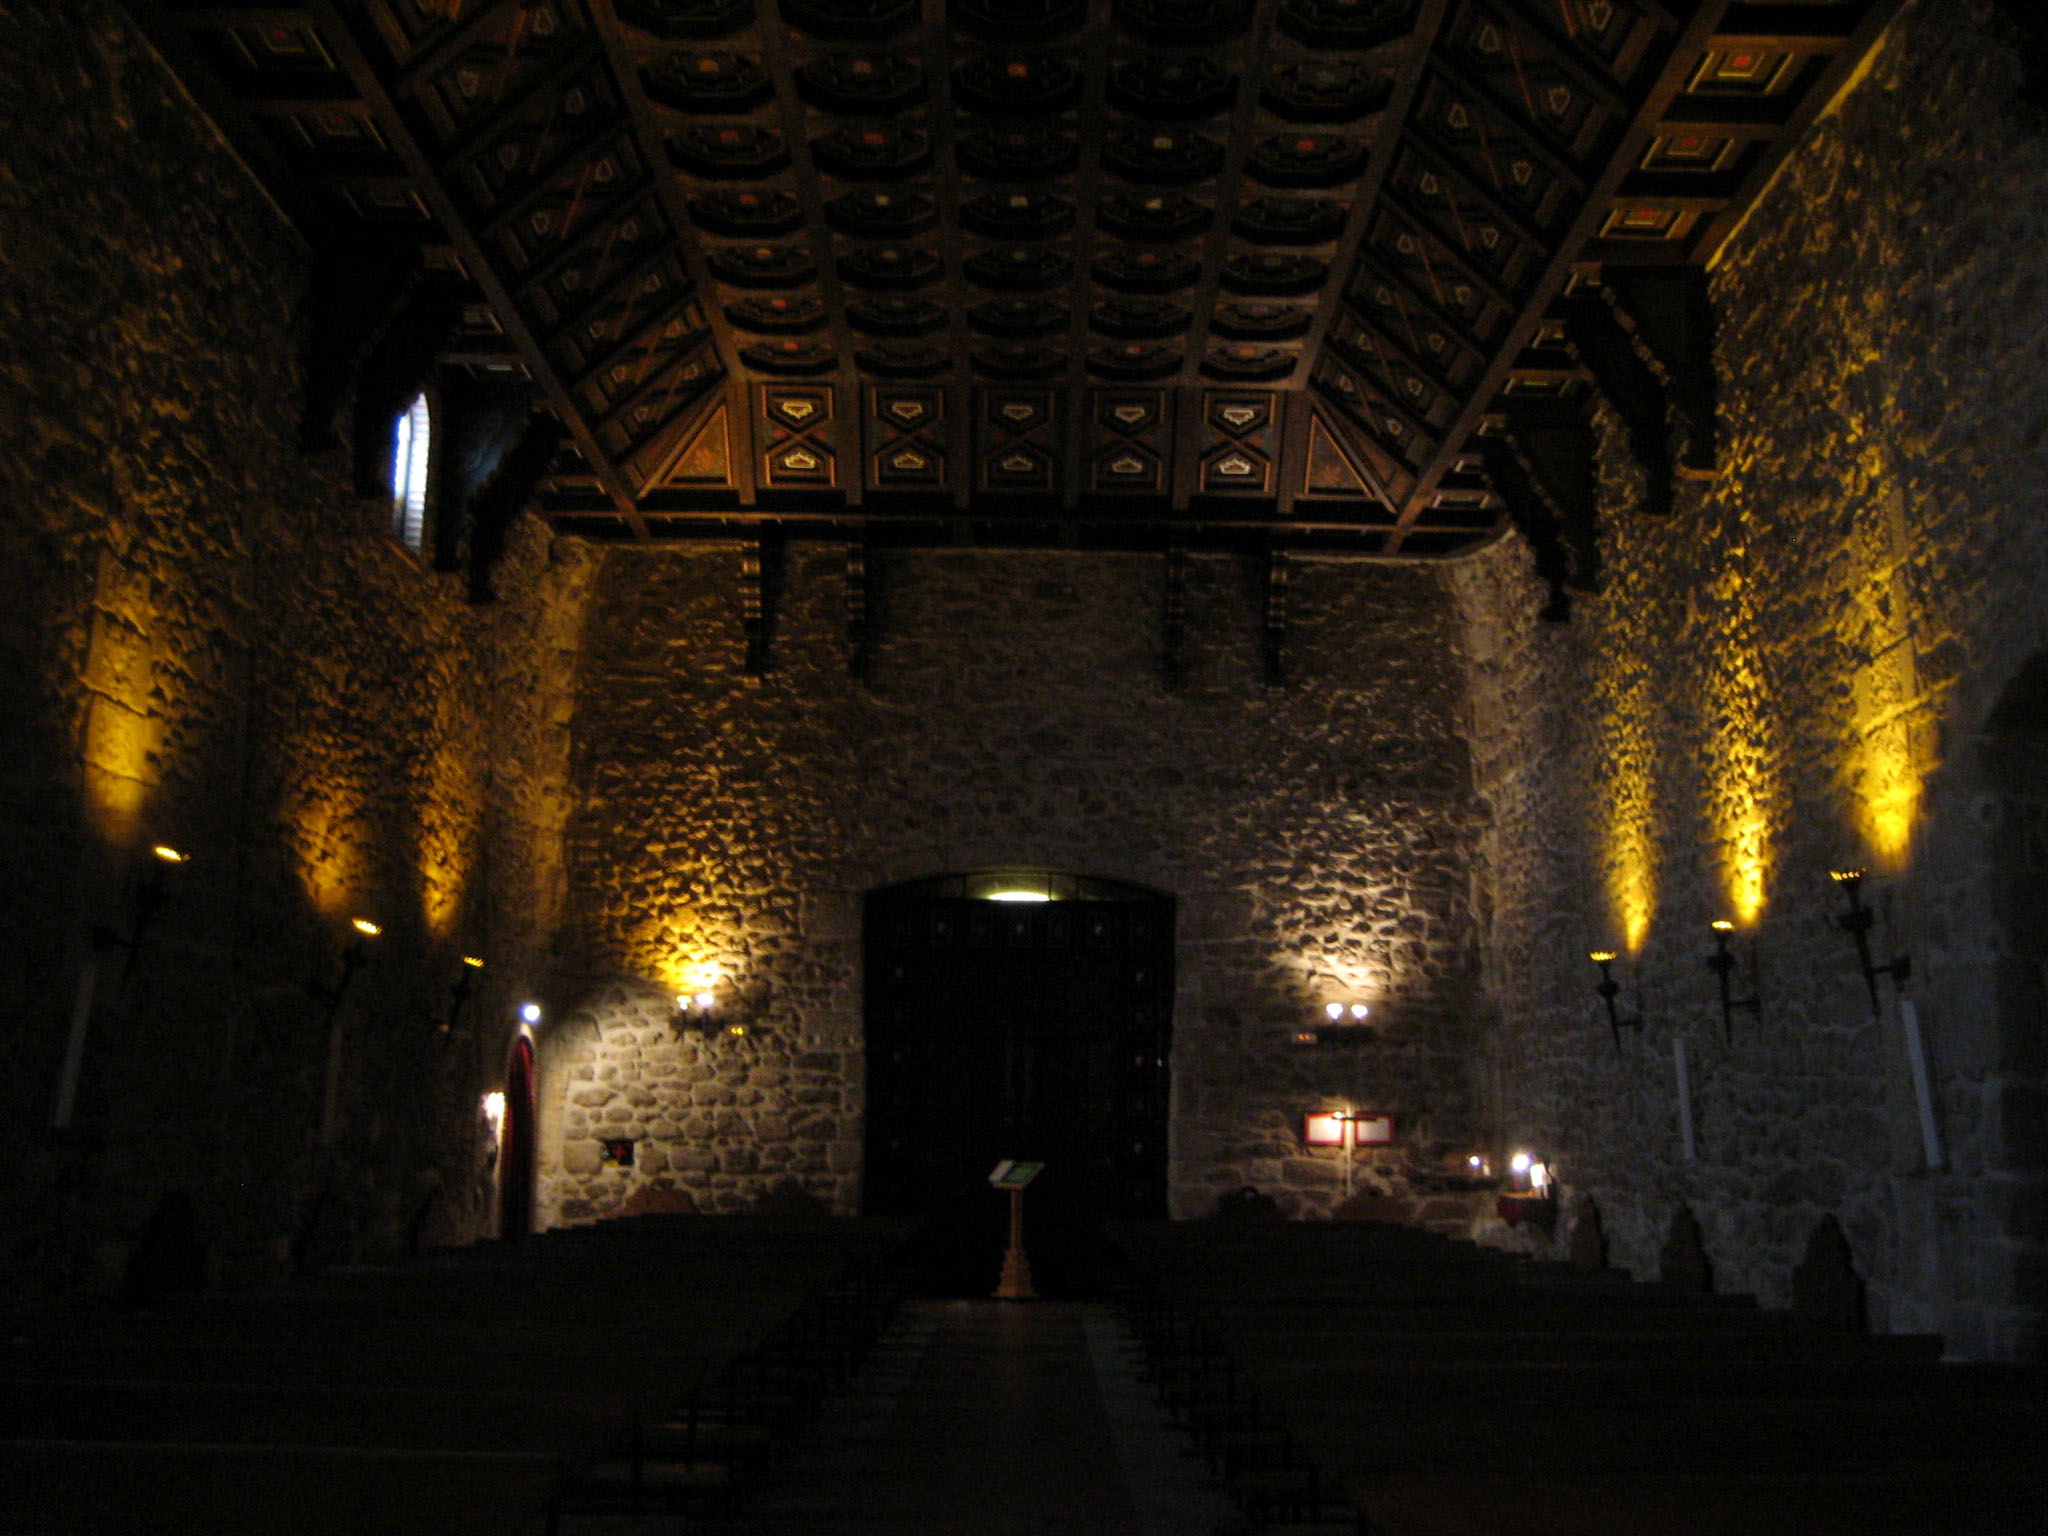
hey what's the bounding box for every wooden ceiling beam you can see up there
[297,0,646,526]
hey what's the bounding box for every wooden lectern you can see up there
[988,1160,1043,1300]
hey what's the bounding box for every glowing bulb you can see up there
[1467,1154,1484,1170]
[351,917,382,937]
[1510,1151,1532,1175]
[1589,950,1616,964]
[462,955,485,969]
[519,1002,541,1025]
[1325,1002,1345,1021]
[987,889,1052,902]
[152,845,188,864]
[1529,1161,1551,1193]
[695,991,715,1011]
[1349,1003,1369,1021]
[481,1090,505,1128]
[725,1023,748,1038]
[1830,869,1864,885]
[675,993,693,1013]
[1711,920,1734,933]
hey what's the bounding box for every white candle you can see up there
[1900,998,1944,1171]
[1674,1037,1696,1160]
[51,957,101,1129]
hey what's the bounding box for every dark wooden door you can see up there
[863,884,1173,1290]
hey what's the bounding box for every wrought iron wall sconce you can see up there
[443,954,484,1039]
[1588,951,1644,1053]
[1300,1110,1395,1148]
[314,917,380,1019]
[1704,920,1761,1041]
[673,990,749,1040]
[1830,869,1910,1009]
[95,843,189,988]
[1296,1000,1374,1045]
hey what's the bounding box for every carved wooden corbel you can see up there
[1261,548,1290,689]
[1562,287,1674,516]
[1600,266,1718,481]
[845,538,875,681]
[740,534,784,682]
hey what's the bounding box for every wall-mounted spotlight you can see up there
[314,916,380,1017]
[1588,951,1644,1054]
[1830,869,1910,1010]
[444,955,484,1039]
[96,843,190,987]
[1704,920,1761,1041]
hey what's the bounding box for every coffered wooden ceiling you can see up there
[130,0,1902,570]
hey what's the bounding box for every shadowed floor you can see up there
[699,1300,1243,1536]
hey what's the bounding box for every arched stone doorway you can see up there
[500,1036,537,1241]
[862,871,1174,1293]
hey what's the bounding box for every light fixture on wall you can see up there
[519,1001,542,1027]
[1300,1110,1395,1148]
[444,954,484,1039]
[673,989,751,1039]
[481,1090,505,1167]
[1497,1149,1558,1230]
[1588,951,1644,1054]
[1298,1000,1374,1045]
[1705,920,1761,1041]
[97,842,190,987]
[1830,869,1910,1009]
[314,916,380,1017]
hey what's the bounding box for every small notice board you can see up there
[988,1160,1044,1189]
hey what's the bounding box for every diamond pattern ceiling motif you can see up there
[133,0,1902,567]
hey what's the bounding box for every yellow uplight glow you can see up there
[462,954,486,968]
[351,917,382,938]
[1589,951,1617,964]
[1594,653,1659,954]
[152,844,188,864]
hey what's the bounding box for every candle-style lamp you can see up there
[1830,869,1910,1010]
[1588,951,1644,1054]
[315,917,380,1021]
[1705,920,1761,1041]
[444,954,485,1039]
[97,843,189,987]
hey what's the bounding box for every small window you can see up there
[390,393,431,553]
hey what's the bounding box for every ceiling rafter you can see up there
[124,0,1909,559]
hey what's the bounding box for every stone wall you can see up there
[539,546,1490,1224]
[1450,0,2048,1357]
[0,0,590,1296]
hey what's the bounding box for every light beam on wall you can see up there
[1702,567,1779,927]
[1595,653,1660,952]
